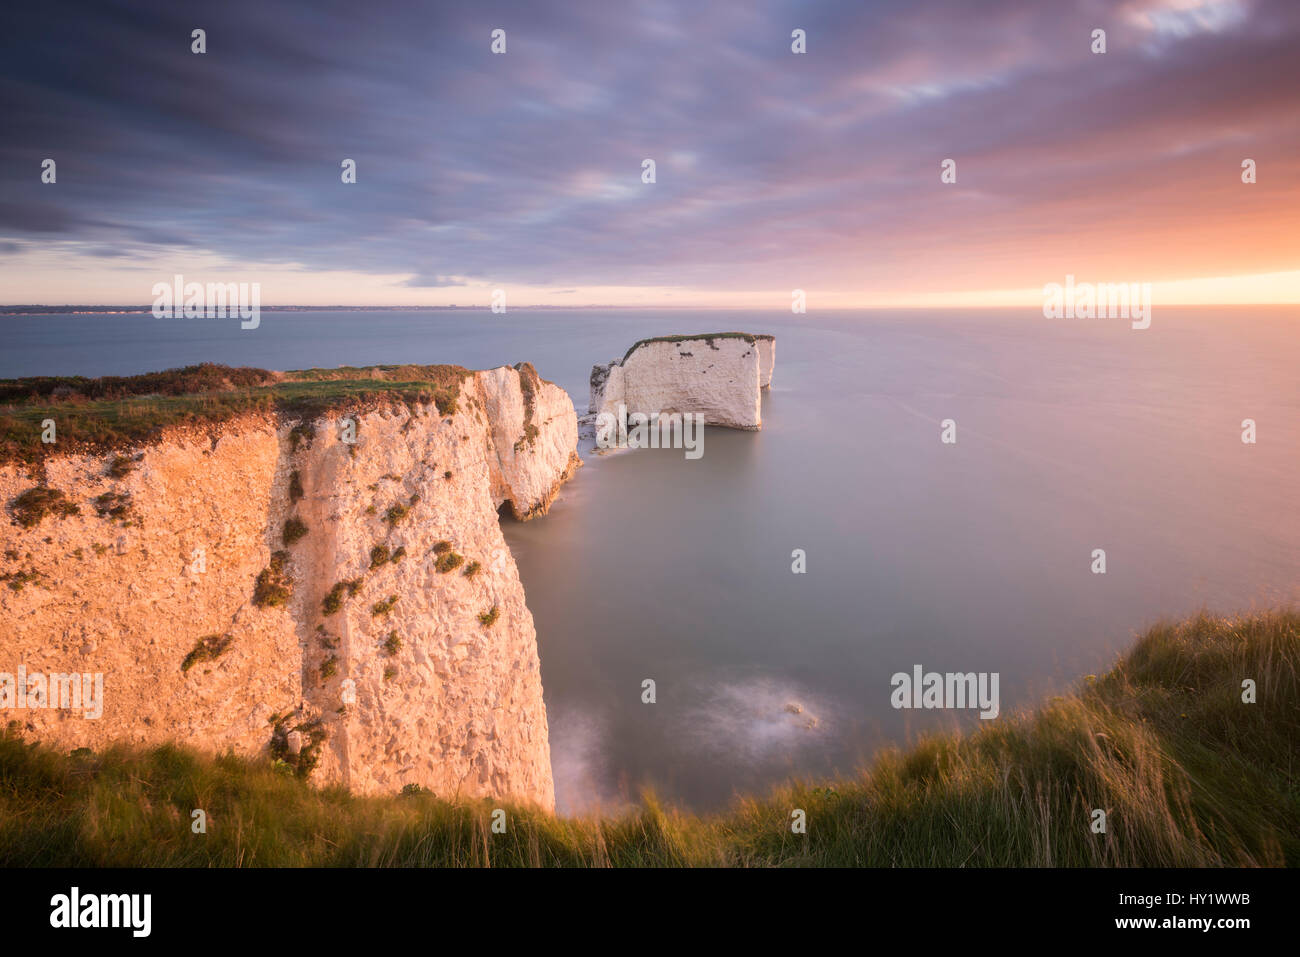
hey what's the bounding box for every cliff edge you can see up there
[0,363,580,810]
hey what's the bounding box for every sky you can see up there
[1,0,1298,307]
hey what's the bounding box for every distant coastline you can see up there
[3,304,1295,318]
[0,305,649,316]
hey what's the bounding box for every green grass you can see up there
[0,363,471,465]
[0,610,1295,867]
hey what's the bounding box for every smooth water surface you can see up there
[5,307,1297,811]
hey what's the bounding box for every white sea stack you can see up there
[588,332,775,431]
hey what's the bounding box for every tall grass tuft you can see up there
[0,610,1295,867]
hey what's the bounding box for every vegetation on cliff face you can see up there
[92,491,135,524]
[282,517,309,546]
[252,551,293,608]
[105,454,137,479]
[1,610,1294,867]
[7,486,80,527]
[435,550,465,574]
[0,362,472,465]
[267,715,327,781]
[181,633,234,673]
[322,578,362,616]
[513,361,541,452]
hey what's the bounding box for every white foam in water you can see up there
[548,706,618,816]
[675,678,837,762]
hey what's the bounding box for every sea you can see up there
[4,306,1298,812]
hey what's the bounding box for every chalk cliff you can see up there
[0,364,580,810]
[756,335,775,390]
[588,332,775,430]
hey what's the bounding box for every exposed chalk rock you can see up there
[0,364,580,810]
[588,332,775,431]
[756,335,775,389]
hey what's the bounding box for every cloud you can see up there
[1,0,1297,301]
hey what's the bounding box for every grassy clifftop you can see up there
[0,363,472,465]
[1,609,1295,866]
[620,331,768,363]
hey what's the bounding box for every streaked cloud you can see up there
[1,0,1296,305]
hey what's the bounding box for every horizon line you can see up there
[3,302,1299,312]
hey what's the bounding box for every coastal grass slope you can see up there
[1,609,1295,867]
[0,363,474,464]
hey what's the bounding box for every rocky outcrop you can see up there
[588,332,775,431]
[0,365,580,810]
[756,334,775,389]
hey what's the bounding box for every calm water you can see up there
[4,308,1298,812]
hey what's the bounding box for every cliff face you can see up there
[755,335,775,390]
[589,333,774,430]
[0,366,579,810]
